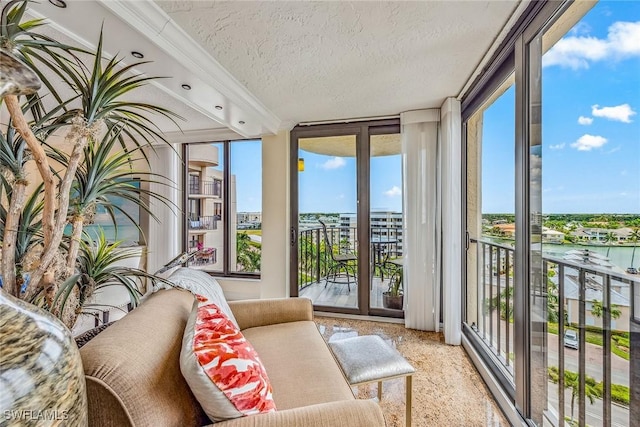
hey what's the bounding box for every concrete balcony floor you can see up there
[300,277,397,310]
[315,315,508,426]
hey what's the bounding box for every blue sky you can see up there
[298,150,402,213]
[483,1,640,214]
[235,1,639,215]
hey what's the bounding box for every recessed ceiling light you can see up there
[238,120,245,125]
[131,51,144,59]
[49,0,67,8]
[214,105,223,110]
[181,84,191,90]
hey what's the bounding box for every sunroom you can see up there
[2,1,638,426]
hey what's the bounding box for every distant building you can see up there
[339,211,403,255]
[542,227,564,243]
[563,273,630,332]
[570,227,633,244]
[237,212,262,227]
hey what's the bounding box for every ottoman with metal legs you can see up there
[328,335,415,427]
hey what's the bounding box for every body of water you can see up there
[544,243,638,271]
[83,224,141,245]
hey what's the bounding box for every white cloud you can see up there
[591,104,636,123]
[570,134,608,151]
[543,20,640,69]
[578,116,593,125]
[321,157,346,170]
[384,186,402,197]
[549,143,566,150]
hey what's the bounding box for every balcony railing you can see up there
[188,216,217,231]
[471,238,638,427]
[297,225,402,288]
[188,180,221,197]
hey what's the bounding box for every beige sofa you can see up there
[80,289,386,426]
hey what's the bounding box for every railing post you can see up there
[315,228,321,284]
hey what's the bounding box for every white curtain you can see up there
[401,109,441,331]
[441,98,462,345]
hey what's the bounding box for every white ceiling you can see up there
[25,0,523,140]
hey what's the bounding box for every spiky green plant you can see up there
[47,125,174,275]
[33,231,168,322]
[1,0,180,327]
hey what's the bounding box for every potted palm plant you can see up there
[382,267,403,310]
[0,0,178,327]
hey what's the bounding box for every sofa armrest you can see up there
[210,400,385,427]
[228,298,313,330]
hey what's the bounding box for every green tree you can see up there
[603,232,616,257]
[548,366,601,423]
[590,299,622,321]
[487,285,513,322]
[236,232,261,272]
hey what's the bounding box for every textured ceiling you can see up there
[156,1,521,127]
[24,0,522,136]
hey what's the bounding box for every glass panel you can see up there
[466,76,516,377]
[230,140,262,273]
[297,135,358,309]
[369,133,403,311]
[186,142,224,272]
[541,2,639,425]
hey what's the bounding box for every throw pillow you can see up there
[180,297,276,421]
[151,267,239,329]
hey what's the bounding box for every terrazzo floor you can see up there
[315,316,509,427]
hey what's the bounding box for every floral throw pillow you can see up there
[180,296,276,421]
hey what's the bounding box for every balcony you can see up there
[297,225,403,309]
[188,216,217,232]
[188,180,222,197]
[470,239,638,427]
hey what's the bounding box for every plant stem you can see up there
[0,180,26,296]
[4,95,56,249]
[66,215,84,276]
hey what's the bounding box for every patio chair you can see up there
[318,219,357,291]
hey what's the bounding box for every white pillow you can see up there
[154,267,239,329]
[180,298,276,421]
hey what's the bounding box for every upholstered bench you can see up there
[329,334,415,427]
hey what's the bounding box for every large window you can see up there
[463,1,639,426]
[183,139,262,277]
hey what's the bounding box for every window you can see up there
[83,178,142,246]
[462,2,638,426]
[183,140,262,277]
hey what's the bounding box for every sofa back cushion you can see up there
[180,297,276,422]
[80,289,208,427]
[158,267,239,329]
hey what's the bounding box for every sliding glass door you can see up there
[290,120,402,317]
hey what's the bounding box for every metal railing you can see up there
[297,225,402,289]
[471,238,638,427]
[188,179,222,197]
[188,215,217,231]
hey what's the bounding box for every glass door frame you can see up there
[289,119,401,317]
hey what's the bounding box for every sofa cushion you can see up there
[242,321,355,410]
[80,289,208,427]
[157,267,239,329]
[180,298,276,422]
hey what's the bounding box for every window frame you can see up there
[182,139,262,279]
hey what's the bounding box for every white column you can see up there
[144,144,181,276]
[260,131,290,298]
[441,98,462,345]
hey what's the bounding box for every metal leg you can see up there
[406,375,412,427]
[378,381,382,401]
